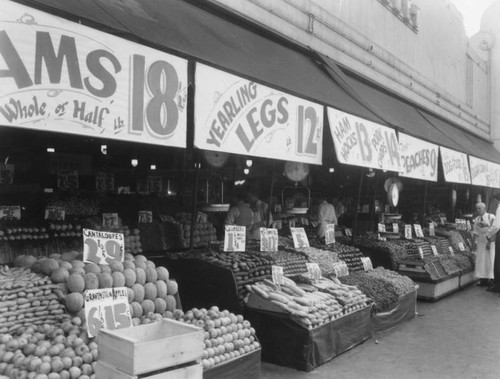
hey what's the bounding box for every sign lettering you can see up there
[399,133,438,181]
[224,225,246,252]
[439,147,471,184]
[83,228,124,265]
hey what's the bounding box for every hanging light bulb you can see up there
[47,147,55,153]
[246,159,253,168]
[101,145,107,155]
[329,168,335,173]
[150,164,156,170]
[244,168,249,175]
[131,159,138,167]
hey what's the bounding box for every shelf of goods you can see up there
[244,276,372,372]
[0,250,262,378]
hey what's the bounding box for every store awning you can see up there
[16,0,383,124]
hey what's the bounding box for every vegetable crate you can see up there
[96,319,204,378]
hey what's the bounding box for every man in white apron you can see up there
[473,203,495,287]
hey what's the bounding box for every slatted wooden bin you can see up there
[96,319,204,378]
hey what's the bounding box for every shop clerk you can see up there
[316,195,338,238]
[247,189,272,240]
[225,190,254,240]
[473,202,495,287]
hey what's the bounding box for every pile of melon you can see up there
[13,252,179,323]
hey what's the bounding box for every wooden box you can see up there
[97,319,204,375]
[95,361,202,379]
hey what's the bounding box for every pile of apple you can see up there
[0,227,49,242]
[48,224,82,239]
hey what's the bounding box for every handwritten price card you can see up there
[138,211,153,223]
[325,224,336,245]
[45,207,65,221]
[83,229,124,265]
[414,224,424,238]
[361,257,373,271]
[260,228,278,252]
[405,225,412,240]
[378,223,386,232]
[429,223,435,237]
[392,223,399,233]
[224,225,246,252]
[272,266,284,285]
[306,263,322,280]
[332,261,349,277]
[345,228,352,237]
[0,205,21,221]
[102,213,119,228]
[431,245,439,256]
[290,227,310,248]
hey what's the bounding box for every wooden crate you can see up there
[415,276,460,301]
[95,360,202,379]
[97,319,204,376]
[459,270,476,288]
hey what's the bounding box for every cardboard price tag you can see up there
[378,233,387,241]
[392,223,399,233]
[224,225,246,252]
[260,228,278,252]
[429,223,435,237]
[377,223,386,232]
[138,211,153,223]
[325,224,336,245]
[414,224,424,238]
[306,263,322,280]
[345,228,352,237]
[431,245,439,256]
[272,266,284,285]
[290,227,309,248]
[466,220,472,231]
[361,257,373,271]
[440,217,447,225]
[332,261,349,277]
[45,206,65,221]
[85,287,133,338]
[102,213,119,228]
[95,172,115,192]
[404,224,412,240]
[449,246,455,256]
[418,247,424,260]
[0,205,21,221]
[83,229,125,265]
[458,242,465,251]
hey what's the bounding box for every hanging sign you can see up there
[96,173,115,192]
[398,133,438,181]
[431,245,439,256]
[0,1,187,147]
[332,261,349,278]
[102,213,119,228]
[327,107,401,171]
[325,224,336,245]
[439,147,471,184]
[85,287,133,338]
[404,224,412,239]
[469,156,500,189]
[195,64,323,165]
[138,211,153,223]
[260,228,278,252]
[0,164,15,184]
[429,223,435,236]
[290,227,310,248]
[361,257,373,271]
[306,263,322,280]
[224,225,246,252]
[272,266,284,285]
[44,206,65,221]
[378,223,386,232]
[0,205,21,220]
[57,170,79,190]
[83,228,124,265]
[393,223,399,233]
[414,224,424,238]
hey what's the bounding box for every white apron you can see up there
[475,216,495,279]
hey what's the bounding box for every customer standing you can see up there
[316,194,338,239]
[486,192,500,292]
[473,203,495,287]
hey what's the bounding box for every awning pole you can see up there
[353,170,364,239]
[189,151,200,250]
[422,181,429,225]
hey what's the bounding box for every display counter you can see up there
[370,288,417,334]
[204,349,261,379]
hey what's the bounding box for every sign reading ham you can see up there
[469,156,500,188]
[399,133,438,181]
[0,0,187,147]
[439,147,471,184]
[195,64,323,165]
[327,108,401,172]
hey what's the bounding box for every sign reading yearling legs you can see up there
[0,1,187,147]
[195,64,323,165]
[439,147,471,184]
[327,108,400,171]
[399,133,438,181]
[469,156,500,188]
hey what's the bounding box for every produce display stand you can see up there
[459,269,476,289]
[204,348,261,379]
[370,287,418,334]
[244,306,372,372]
[410,273,461,301]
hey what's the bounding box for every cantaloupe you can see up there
[165,295,176,312]
[109,261,124,273]
[66,293,84,313]
[166,280,178,295]
[135,268,146,285]
[130,302,143,319]
[135,255,147,263]
[71,260,85,269]
[99,265,112,274]
[111,272,125,288]
[154,298,167,314]
[145,267,158,283]
[51,268,70,284]
[124,253,135,261]
[14,255,27,267]
[132,284,145,303]
[145,261,156,269]
[123,269,136,287]
[67,274,85,293]
[59,261,73,271]
[156,281,167,298]
[49,253,61,260]
[70,267,86,276]
[123,261,136,270]
[42,258,60,275]
[61,251,79,262]
[134,260,147,270]
[18,255,37,269]
[141,299,155,315]
[30,260,43,274]
[83,273,99,290]
[98,273,113,289]
[84,263,101,275]
[143,283,157,301]
[127,288,134,303]
[156,267,169,281]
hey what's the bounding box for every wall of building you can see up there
[207,0,491,141]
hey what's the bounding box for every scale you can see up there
[281,161,310,215]
[201,151,231,212]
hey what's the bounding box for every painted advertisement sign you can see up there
[399,133,438,181]
[0,0,187,147]
[469,156,500,188]
[194,64,323,165]
[439,146,471,184]
[327,108,401,172]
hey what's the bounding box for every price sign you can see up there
[146,175,163,193]
[0,205,21,221]
[272,266,284,285]
[289,218,296,228]
[0,163,15,184]
[440,217,447,225]
[429,223,435,237]
[102,213,119,228]
[431,245,439,256]
[414,224,424,238]
[45,206,66,221]
[458,242,465,251]
[83,229,125,265]
[332,261,349,277]
[361,257,373,271]
[290,227,310,248]
[449,246,455,256]
[57,169,79,190]
[260,228,278,252]
[138,211,153,223]
[378,233,387,241]
[405,224,412,239]
[325,224,336,245]
[418,247,424,260]
[392,223,399,233]
[466,220,472,231]
[85,287,133,338]
[96,172,115,192]
[345,228,352,237]
[378,223,386,232]
[306,263,322,280]
[224,225,246,252]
